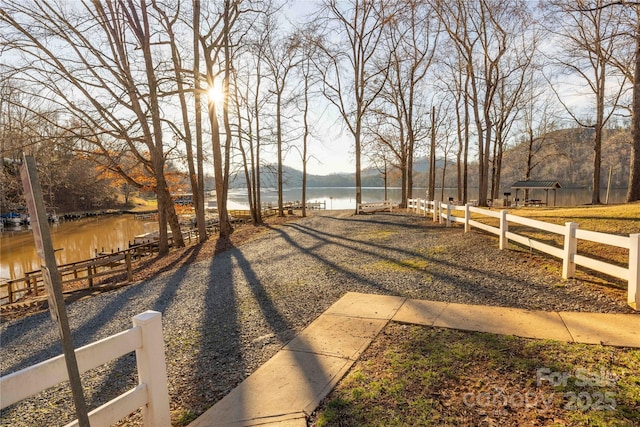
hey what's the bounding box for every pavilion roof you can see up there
[511,180,561,190]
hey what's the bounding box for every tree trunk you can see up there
[429,106,436,200]
[627,24,640,202]
[355,121,362,210]
[277,92,284,217]
[192,0,207,243]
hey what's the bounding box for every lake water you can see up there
[228,186,630,210]
[0,186,630,284]
[0,215,150,283]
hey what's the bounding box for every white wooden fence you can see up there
[356,200,395,214]
[0,310,170,426]
[408,198,640,311]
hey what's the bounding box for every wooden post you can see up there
[563,222,578,279]
[464,203,471,233]
[499,210,508,250]
[606,165,613,205]
[24,273,31,297]
[20,154,89,426]
[32,274,38,297]
[126,253,133,283]
[629,234,639,310]
[133,311,171,426]
[88,266,94,288]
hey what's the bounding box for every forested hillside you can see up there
[233,127,632,191]
[500,127,631,189]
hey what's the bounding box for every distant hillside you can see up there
[500,127,631,189]
[229,163,402,188]
[228,127,632,190]
[228,165,356,188]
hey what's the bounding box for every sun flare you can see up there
[207,85,224,105]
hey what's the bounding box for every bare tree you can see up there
[199,0,246,238]
[594,1,639,202]
[1,0,186,254]
[489,26,538,200]
[434,0,531,206]
[434,44,473,204]
[234,11,276,225]
[365,139,392,200]
[154,0,208,242]
[261,18,302,216]
[545,0,631,204]
[518,74,562,200]
[371,0,438,207]
[313,0,389,211]
[295,37,319,218]
[629,4,640,201]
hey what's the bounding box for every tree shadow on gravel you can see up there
[271,217,628,313]
[267,223,398,296]
[87,243,206,411]
[1,244,204,423]
[322,212,432,230]
[189,236,329,422]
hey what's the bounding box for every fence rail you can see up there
[408,198,639,310]
[356,200,395,214]
[0,311,170,426]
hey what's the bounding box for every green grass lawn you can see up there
[313,324,640,427]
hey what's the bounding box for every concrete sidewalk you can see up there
[189,292,639,427]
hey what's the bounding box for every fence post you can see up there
[433,200,438,222]
[629,234,639,310]
[464,203,470,233]
[24,273,30,296]
[446,204,451,227]
[125,253,133,283]
[499,210,508,250]
[88,266,94,288]
[562,222,578,279]
[133,311,170,427]
[33,275,39,296]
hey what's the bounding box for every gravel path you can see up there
[0,211,634,426]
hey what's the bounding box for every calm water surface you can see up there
[0,215,150,282]
[0,187,630,283]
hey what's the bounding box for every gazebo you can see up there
[511,180,562,207]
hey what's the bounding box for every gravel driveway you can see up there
[0,211,633,426]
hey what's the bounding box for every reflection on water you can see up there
[0,215,149,282]
[0,187,630,283]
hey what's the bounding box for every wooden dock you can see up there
[260,201,327,210]
[0,228,200,307]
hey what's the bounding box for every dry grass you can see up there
[453,202,640,268]
[313,324,640,427]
